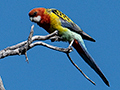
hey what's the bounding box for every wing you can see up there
[49,8,95,42]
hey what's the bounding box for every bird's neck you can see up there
[37,14,51,33]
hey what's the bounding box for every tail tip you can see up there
[105,81,110,87]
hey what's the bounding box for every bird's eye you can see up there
[33,12,37,16]
[29,11,37,17]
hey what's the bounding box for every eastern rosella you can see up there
[29,8,109,86]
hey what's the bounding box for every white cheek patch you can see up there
[30,16,41,23]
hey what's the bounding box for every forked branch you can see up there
[0,25,95,86]
[0,25,72,60]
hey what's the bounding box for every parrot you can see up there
[28,7,109,86]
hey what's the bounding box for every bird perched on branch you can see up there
[29,7,109,86]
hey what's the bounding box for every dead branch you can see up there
[66,53,96,85]
[0,25,72,59]
[0,76,5,90]
[0,25,95,86]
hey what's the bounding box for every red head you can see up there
[29,8,45,23]
[29,8,51,31]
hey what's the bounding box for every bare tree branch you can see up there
[66,53,96,85]
[0,76,5,90]
[0,25,72,59]
[0,25,95,86]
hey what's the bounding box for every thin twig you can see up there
[25,52,29,63]
[66,53,96,85]
[69,40,74,48]
[24,25,34,63]
[27,25,34,45]
[29,41,73,53]
[0,76,5,90]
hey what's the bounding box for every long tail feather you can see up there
[72,39,110,86]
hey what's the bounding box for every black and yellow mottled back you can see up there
[47,8,95,42]
[51,9,73,23]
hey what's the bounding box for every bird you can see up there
[28,7,109,86]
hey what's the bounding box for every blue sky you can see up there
[0,0,120,90]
